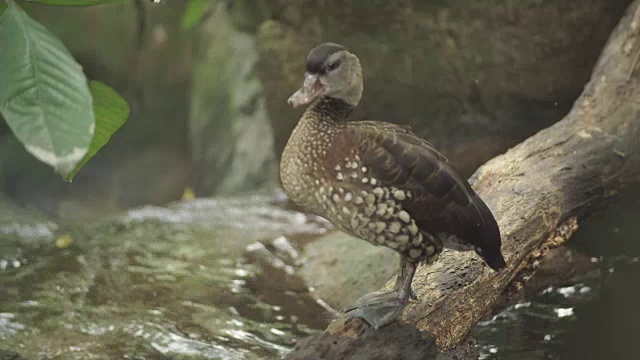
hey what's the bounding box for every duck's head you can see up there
[288,42,363,108]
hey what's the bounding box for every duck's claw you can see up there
[342,289,409,329]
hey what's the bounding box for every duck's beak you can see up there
[287,73,324,108]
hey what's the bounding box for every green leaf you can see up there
[181,0,208,30]
[0,0,94,176]
[65,81,129,181]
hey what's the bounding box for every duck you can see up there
[280,42,506,329]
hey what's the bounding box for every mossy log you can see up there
[286,1,640,358]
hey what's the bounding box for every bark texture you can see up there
[287,0,640,358]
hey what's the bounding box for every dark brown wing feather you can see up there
[350,121,506,270]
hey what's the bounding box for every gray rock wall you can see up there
[190,3,277,196]
[254,0,631,174]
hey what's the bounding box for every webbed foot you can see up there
[340,256,417,329]
[342,289,410,329]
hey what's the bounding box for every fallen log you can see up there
[287,0,640,358]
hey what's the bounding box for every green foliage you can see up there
[0,0,94,177]
[0,0,130,180]
[229,0,271,33]
[66,81,129,181]
[181,0,209,30]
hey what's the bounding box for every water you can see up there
[1,190,640,359]
[474,189,640,360]
[0,193,331,359]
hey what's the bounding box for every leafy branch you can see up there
[0,0,135,180]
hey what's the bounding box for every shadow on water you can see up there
[2,188,640,359]
[473,187,640,360]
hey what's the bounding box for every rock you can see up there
[255,0,631,175]
[301,231,397,309]
[190,3,277,196]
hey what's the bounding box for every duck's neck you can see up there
[306,97,355,122]
[281,97,354,213]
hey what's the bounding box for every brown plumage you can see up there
[281,43,506,329]
[352,122,506,270]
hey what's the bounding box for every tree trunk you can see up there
[286,0,640,358]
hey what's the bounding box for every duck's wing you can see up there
[348,121,506,270]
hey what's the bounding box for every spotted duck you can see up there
[281,42,506,329]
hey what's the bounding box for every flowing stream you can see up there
[1,191,639,359]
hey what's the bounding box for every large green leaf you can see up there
[65,81,129,181]
[0,0,94,176]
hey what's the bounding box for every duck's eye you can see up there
[326,60,341,72]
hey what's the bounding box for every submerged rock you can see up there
[301,232,397,310]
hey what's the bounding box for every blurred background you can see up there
[0,0,631,218]
[3,1,640,359]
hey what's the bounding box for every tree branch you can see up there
[287,0,640,358]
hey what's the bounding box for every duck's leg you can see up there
[395,256,418,300]
[342,255,417,329]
